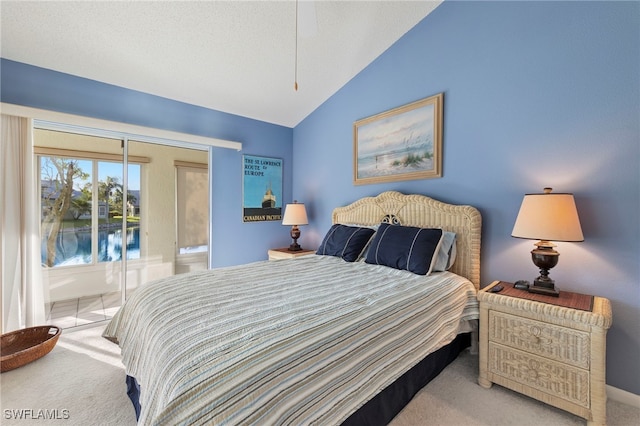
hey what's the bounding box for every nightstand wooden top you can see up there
[269,247,315,255]
[483,280,594,311]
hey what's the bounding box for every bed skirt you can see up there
[342,332,470,426]
[124,332,470,425]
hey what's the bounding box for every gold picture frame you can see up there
[353,93,443,185]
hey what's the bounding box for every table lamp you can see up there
[511,188,584,296]
[282,201,308,251]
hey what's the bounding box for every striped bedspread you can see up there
[103,255,478,425]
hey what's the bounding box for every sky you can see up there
[41,158,140,191]
[99,162,141,190]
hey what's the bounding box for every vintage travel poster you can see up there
[242,155,283,222]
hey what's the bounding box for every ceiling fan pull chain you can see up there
[295,0,299,91]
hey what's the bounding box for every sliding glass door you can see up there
[124,140,209,294]
[35,127,209,329]
[36,129,128,328]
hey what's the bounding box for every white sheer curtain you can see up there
[1,114,46,332]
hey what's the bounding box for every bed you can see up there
[103,191,482,425]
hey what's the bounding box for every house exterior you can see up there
[2,0,638,403]
[40,179,116,220]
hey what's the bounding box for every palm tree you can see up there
[99,176,122,220]
[98,176,123,261]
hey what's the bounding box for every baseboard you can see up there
[607,385,640,408]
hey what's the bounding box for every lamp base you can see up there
[528,278,560,297]
[288,225,302,251]
[528,242,560,297]
[288,243,302,252]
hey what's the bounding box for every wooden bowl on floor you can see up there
[1,326,61,373]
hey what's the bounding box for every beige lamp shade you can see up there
[512,188,584,242]
[282,202,308,226]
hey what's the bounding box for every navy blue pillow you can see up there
[316,224,376,262]
[365,223,444,275]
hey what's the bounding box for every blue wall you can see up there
[0,59,294,267]
[293,1,639,395]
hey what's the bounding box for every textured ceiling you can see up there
[1,1,441,127]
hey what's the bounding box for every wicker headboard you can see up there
[332,191,482,290]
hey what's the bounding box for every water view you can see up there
[41,226,140,267]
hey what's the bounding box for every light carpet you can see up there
[1,324,638,425]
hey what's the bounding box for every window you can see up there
[38,153,142,267]
[175,162,208,255]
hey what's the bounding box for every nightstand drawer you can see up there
[489,342,590,408]
[489,310,590,369]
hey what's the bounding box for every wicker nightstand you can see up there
[477,281,612,426]
[267,248,315,260]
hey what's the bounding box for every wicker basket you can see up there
[1,326,61,373]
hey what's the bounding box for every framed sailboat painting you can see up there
[242,154,283,222]
[353,93,443,185]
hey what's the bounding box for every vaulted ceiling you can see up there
[1,1,441,127]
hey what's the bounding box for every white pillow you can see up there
[433,231,457,271]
